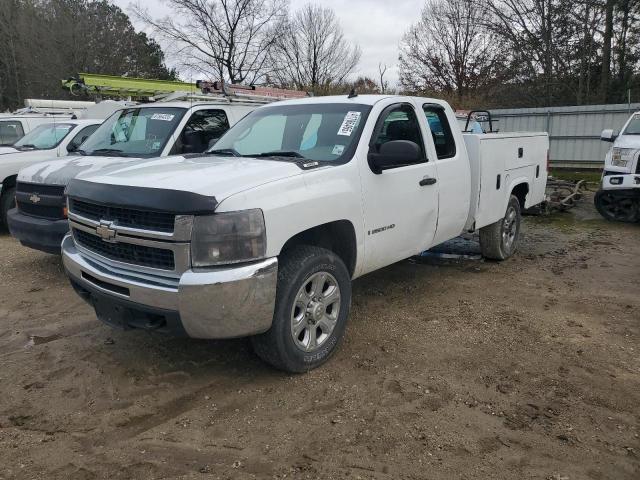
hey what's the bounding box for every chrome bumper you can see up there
[62,234,278,339]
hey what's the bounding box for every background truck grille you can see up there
[70,199,176,233]
[16,182,66,220]
[73,229,175,270]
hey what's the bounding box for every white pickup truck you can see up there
[0,119,103,228]
[61,94,548,372]
[9,98,266,253]
[596,112,640,222]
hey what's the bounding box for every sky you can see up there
[111,0,420,86]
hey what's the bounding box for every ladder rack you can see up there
[62,73,309,104]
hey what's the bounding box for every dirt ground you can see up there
[0,194,638,480]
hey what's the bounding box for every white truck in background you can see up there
[0,101,131,230]
[10,86,303,252]
[0,99,96,149]
[61,94,549,373]
[596,112,640,222]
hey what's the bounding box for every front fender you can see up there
[215,164,365,269]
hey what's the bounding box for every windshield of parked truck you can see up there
[211,103,372,162]
[622,114,640,135]
[78,107,186,157]
[13,123,75,150]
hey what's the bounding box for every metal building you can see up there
[490,103,640,169]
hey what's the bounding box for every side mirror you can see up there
[368,140,422,174]
[601,129,618,142]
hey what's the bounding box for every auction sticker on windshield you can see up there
[151,113,175,122]
[338,112,361,136]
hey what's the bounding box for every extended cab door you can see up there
[422,103,471,245]
[358,102,439,273]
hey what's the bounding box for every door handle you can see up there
[419,177,437,186]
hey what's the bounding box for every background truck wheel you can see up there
[251,245,352,373]
[0,187,16,231]
[480,194,521,260]
[594,190,638,223]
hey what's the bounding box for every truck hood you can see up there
[2,150,65,182]
[18,155,147,186]
[0,146,19,155]
[613,135,640,150]
[68,155,305,201]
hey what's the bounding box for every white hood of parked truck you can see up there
[71,155,304,201]
[18,155,146,186]
[0,146,19,155]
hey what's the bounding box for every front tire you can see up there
[594,190,638,223]
[251,245,352,373]
[480,195,522,260]
[0,186,15,231]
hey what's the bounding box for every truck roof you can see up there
[257,94,450,108]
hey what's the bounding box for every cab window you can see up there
[67,124,99,153]
[173,109,230,154]
[370,104,426,167]
[0,121,25,145]
[423,106,456,159]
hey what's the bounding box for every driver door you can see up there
[358,102,439,273]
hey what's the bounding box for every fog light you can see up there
[635,176,640,185]
[610,177,623,185]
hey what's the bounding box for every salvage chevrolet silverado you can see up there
[61,95,549,372]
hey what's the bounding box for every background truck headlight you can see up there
[191,209,267,267]
[611,148,638,168]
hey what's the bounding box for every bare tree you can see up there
[133,0,288,85]
[268,3,361,93]
[399,0,506,102]
[378,63,389,94]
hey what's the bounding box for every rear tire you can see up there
[0,186,15,231]
[480,195,521,260]
[594,190,638,223]
[251,245,352,373]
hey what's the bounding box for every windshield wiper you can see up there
[17,144,38,150]
[207,148,241,157]
[89,148,129,157]
[248,150,307,159]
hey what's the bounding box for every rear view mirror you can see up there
[601,129,618,142]
[368,140,422,174]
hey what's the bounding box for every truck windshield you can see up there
[623,114,640,135]
[13,123,75,150]
[211,103,372,162]
[79,107,186,157]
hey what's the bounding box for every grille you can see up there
[16,182,66,220]
[70,199,176,233]
[74,229,175,270]
[16,182,65,196]
[17,202,65,220]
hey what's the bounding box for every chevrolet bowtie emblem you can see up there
[96,220,117,242]
[29,194,41,204]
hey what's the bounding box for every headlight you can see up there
[611,148,638,167]
[191,209,266,267]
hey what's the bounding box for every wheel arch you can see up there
[509,180,529,210]
[1,174,17,196]
[279,220,358,278]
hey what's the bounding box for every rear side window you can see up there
[0,121,24,145]
[424,106,456,159]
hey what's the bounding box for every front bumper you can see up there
[7,208,69,254]
[601,173,640,191]
[62,234,278,339]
